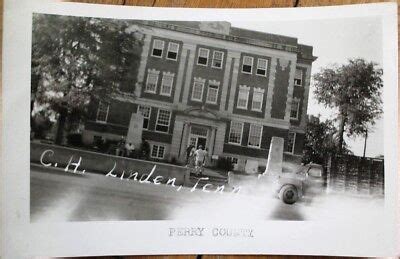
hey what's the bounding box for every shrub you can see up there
[67,133,83,147]
[216,157,234,171]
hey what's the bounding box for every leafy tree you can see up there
[31,14,143,144]
[313,58,383,153]
[302,116,351,165]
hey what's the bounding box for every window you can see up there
[137,105,151,129]
[96,101,109,123]
[211,51,224,68]
[251,88,264,111]
[197,48,209,66]
[228,121,243,144]
[206,81,219,104]
[191,78,205,101]
[290,98,300,119]
[151,39,164,57]
[294,68,303,86]
[145,69,159,93]
[286,132,296,154]
[167,42,179,60]
[242,56,253,74]
[256,58,268,76]
[227,156,239,170]
[237,85,250,109]
[151,145,165,159]
[228,157,238,165]
[248,124,262,148]
[160,72,174,96]
[156,109,171,132]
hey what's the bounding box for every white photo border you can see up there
[1,1,398,257]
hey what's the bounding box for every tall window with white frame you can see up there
[151,39,164,58]
[191,78,205,102]
[256,58,268,76]
[237,85,250,109]
[286,132,296,154]
[294,68,303,86]
[151,145,165,159]
[197,48,209,66]
[290,98,300,120]
[160,72,174,96]
[242,56,253,74]
[96,101,109,123]
[166,42,179,61]
[155,109,171,133]
[228,121,243,145]
[137,105,151,129]
[251,88,264,111]
[248,124,263,148]
[206,80,219,104]
[145,69,159,93]
[211,50,224,69]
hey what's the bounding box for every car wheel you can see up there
[279,185,298,205]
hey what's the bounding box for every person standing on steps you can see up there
[194,145,206,176]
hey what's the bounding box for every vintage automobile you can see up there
[274,163,325,204]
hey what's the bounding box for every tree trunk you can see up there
[363,129,368,158]
[55,110,67,145]
[338,114,346,154]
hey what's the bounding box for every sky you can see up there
[230,16,384,157]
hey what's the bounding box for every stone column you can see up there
[284,58,297,121]
[220,51,239,111]
[135,34,152,97]
[126,113,144,148]
[227,54,241,113]
[170,119,183,159]
[174,45,190,104]
[264,136,284,176]
[300,65,311,129]
[181,44,196,105]
[178,122,191,162]
[212,122,226,156]
[208,126,217,155]
[264,57,277,119]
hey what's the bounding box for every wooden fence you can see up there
[326,155,384,196]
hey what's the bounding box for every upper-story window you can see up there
[156,109,171,133]
[197,48,209,66]
[286,131,296,154]
[237,85,250,109]
[242,56,253,74]
[251,88,264,111]
[145,69,159,93]
[160,72,174,96]
[167,42,179,61]
[96,101,109,123]
[256,58,268,76]
[228,121,243,145]
[294,68,303,86]
[211,51,224,69]
[151,39,164,58]
[290,98,300,120]
[191,78,205,102]
[206,80,220,104]
[137,105,151,129]
[248,124,263,148]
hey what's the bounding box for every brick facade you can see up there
[83,21,316,169]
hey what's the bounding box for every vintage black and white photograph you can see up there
[30,13,385,222]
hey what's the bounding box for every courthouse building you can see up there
[82,21,317,170]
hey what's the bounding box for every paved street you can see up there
[30,164,384,222]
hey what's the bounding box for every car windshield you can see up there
[308,167,322,177]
